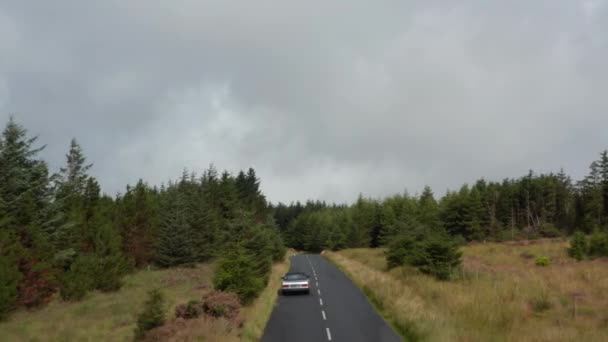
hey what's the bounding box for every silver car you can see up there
[281,272,310,294]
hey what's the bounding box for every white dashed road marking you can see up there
[307,256,330,341]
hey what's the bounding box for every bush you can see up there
[530,293,552,313]
[92,223,130,292]
[242,226,273,281]
[0,258,20,319]
[60,255,97,301]
[16,259,56,308]
[417,238,462,280]
[213,245,265,305]
[60,225,129,300]
[539,223,562,238]
[201,290,241,320]
[135,289,166,340]
[0,231,23,319]
[535,256,550,267]
[268,230,287,262]
[569,232,588,261]
[589,230,608,257]
[175,300,203,319]
[385,235,417,269]
[385,227,462,280]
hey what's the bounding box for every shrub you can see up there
[0,258,21,319]
[94,254,129,292]
[92,223,130,292]
[589,230,608,257]
[60,230,129,300]
[16,259,56,308]
[135,289,166,340]
[535,256,550,267]
[539,223,562,238]
[53,248,77,271]
[201,290,241,320]
[242,226,273,281]
[569,232,588,261]
[60,255,96,301]
[417,237,463,280]
[530,292,552,313]
[175,300,203,319]
[0,231,23,319]
[268,230,287,262]
[385,235,417,269]
[385,227,462,280]
[213,245,264,305]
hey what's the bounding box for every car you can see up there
[281,272,310,294]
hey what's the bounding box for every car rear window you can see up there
[284,274,307,281]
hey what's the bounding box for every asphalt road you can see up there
[261,254,403,342]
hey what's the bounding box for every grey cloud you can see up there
[1,1,607,203]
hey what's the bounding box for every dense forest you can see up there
[2,115,607,317]
[0,118,284,318]
[273,154,608,252]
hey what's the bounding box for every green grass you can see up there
[0,254,293,342]
[327,239,608,341]
[0,264,214,341]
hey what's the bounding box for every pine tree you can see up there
[0,230,23,318]
[54,139,92,199]
[555,169,574,232]
[0,118,56,310]
[599,150,608,227]
[0,118,52,235]
[578,161,603,232]
[417,235,462,280]
[467,187,484,240]
[120,180,158,267]
[379,201,398,246]
[135,289,166,340]
[213,244,265,305]
[441,187,473,240]
[569,231,588,261]
[155,191,195,267]
[418,186,440,228]
[92,221,129,292]
[51,139,93,249]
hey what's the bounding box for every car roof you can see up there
[285,272,307,276]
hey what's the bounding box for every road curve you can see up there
[261,254,402,342]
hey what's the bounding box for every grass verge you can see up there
[326,240,608,341]
[240,250,293,341]
[0,263,214,341]
[324,251,430,341]
[0,252,292,342]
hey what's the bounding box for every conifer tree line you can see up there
[0,118,284,318]
[273,151,608,252]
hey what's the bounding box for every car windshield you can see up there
[284,273,307,281]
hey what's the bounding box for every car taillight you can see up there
[302,283,309,287]
[282,284,289,288]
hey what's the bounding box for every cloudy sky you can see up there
[1,1,607,203]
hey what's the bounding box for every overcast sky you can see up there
[1,1,607,203]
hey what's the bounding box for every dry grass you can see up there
[0,254,292,342]
[326,239,608,342]
[0,263,213,341]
